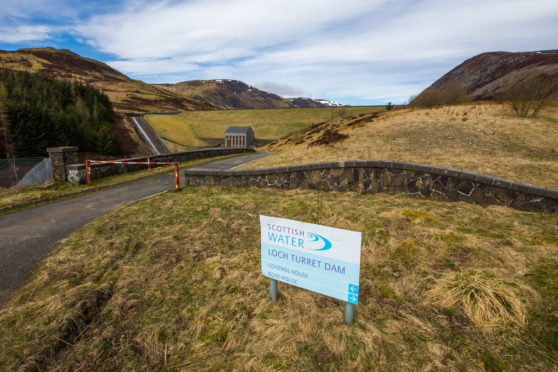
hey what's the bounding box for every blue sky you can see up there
[1,0,557,105]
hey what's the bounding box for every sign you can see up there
[260,215,362,304]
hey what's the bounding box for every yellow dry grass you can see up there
[426,270,526,330]
[0,187,556,370]
[145,114,210,150]
[246,102,558,188]
[145,107,384,147]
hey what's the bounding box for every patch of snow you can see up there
[316,99,345,107]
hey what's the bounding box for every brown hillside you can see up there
[245,103,558,188]
[155,79,325,109]
[413,50,558,104]
[0,47,214,113]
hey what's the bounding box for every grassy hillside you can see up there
[0,187,556,370]
[144,114,210,152]
[0,48,213,113]
[245,103,558,188]
[145,106,384,150]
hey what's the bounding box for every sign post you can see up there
[260,215,362,325]
[270,278,278,300]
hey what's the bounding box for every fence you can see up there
[0,157,44,188]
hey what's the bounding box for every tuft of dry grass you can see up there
[426,270,526,330]
[0,187,556,370]
[245,102,558,188]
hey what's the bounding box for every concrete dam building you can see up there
[225,126,255,148]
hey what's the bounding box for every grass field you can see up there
[145,106,384,150]
[0,187,556,370]
[144,115,210,151]
[244,102,558,189]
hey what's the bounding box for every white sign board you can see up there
[260,215,362,304]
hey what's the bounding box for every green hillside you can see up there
[0,70,121,157]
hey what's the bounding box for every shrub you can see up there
[496,73,558,117]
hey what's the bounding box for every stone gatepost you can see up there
[47,146,79,182]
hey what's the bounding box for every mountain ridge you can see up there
[412,50,558,105]
[0,47,329,111]
[154,79,327,109]
[0,47,214,112]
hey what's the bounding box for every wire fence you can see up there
[0,157,44,187]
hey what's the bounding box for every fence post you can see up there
[174,162,179,190]
[86,160,91,185]
[147,152,150,171]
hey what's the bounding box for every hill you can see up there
[412,50,558,106]
[155,79,327,109]
[0,70,121,157]
[243,103,558,189]
[285,97,326,108]
[144,106,384,151]
[0,48,214,113]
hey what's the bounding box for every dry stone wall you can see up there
[66,148,254,184]
[184,160,558,212]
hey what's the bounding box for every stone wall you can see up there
[184,160,558,212]
[66,148,255,184]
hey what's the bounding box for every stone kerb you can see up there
[65,147,255,184]
[183,160,558,212]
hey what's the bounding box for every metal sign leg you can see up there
[270,279,278,300]
[344,302,354,325]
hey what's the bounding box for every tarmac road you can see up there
[0,152,268,306]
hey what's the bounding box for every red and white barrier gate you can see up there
[86,160,180,189]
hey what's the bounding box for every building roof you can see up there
[225,126,253,134]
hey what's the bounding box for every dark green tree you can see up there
[0,70,120,156]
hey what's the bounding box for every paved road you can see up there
[128,115,172,155]
[0,153,267,306]
[189,150,269,170]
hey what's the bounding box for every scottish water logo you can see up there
[305,232,332,251]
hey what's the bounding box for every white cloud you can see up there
[107,57,198,76]
[254,82,308,97]
[0,25,55,43]
[7,0,557,104]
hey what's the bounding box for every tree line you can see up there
[0,69,122,158]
